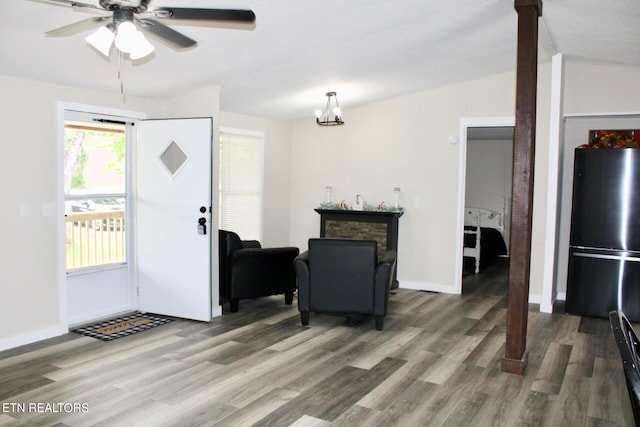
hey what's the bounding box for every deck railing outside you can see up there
[65,211,126,270]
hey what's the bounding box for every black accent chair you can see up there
[609,309,640,425]
[294,238,397,330]
[219,230,299,313]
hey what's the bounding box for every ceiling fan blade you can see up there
[28,0,104,12]
[46,16,111,37]
[150,8,256,23]
[137,18,197,49]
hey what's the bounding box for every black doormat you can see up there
[72,313,173,341]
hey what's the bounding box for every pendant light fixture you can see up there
[315,91,344,126]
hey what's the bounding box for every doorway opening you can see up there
[455,118,514,294]
[62,108,138,327]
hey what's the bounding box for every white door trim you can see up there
[539,53,564,313]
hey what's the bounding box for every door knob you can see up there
[197,217,207,235]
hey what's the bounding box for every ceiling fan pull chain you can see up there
[118,51,126,103]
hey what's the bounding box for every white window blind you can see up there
[219,130,264,241]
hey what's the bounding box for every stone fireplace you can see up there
[315,208,403,288]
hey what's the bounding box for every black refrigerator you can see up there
[566,148,640,321]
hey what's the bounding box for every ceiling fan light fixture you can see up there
[113,21,154,59]
[40,1,256,63]
[85,24,115,57]
[315,91,344,126]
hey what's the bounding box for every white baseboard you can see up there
[399,280,457,294]
[528,294,542,305]
[398,280,546,312]
[212,305,222,318]
[540,302,553,314]
[539,292,565,314]
[0,325,66,352]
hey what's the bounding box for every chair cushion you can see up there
[308,238,377,313]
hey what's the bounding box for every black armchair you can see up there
[294,238,397,330]
[219,230,299,313]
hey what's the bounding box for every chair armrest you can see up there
[379,250,397,267]
[374,250,397,316]
[241,240,262,249]
[294,251,310,312]
[294,250,309,264]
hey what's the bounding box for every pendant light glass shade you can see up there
[114,22,138,53]
[129,31,155,59]
[85,25,115,56]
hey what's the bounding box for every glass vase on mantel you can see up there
[393,187,400,209]
[325,186,332,203]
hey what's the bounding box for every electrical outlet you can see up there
[414,197,420,208]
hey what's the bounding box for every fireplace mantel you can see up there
[315,209,403,288]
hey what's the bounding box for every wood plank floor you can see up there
[0,259,634,426]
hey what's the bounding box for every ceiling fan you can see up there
[33,0,256,59]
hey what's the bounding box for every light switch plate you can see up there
[42,203,56,217]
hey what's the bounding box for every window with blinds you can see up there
[219,130,264,241]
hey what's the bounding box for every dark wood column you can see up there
[501,0,542,375]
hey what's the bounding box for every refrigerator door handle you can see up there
[573,252,640,263]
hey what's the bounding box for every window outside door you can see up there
[64,111,135,326]
[64,118,128,271]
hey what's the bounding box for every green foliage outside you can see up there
[64,128,125,192]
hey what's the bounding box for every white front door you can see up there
[137,118,213,321]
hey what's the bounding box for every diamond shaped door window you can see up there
[160,140,188,177]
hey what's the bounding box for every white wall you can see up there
[0,75,163,350]
[0,76,226,349]
[564,63,640,115]
[288,71,547,292]
[465,138,513,249]
[289,64,553,299]
[465,140,513,212]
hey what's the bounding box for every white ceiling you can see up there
[2,0,640,121]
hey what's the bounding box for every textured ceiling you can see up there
[1,0,639,121]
